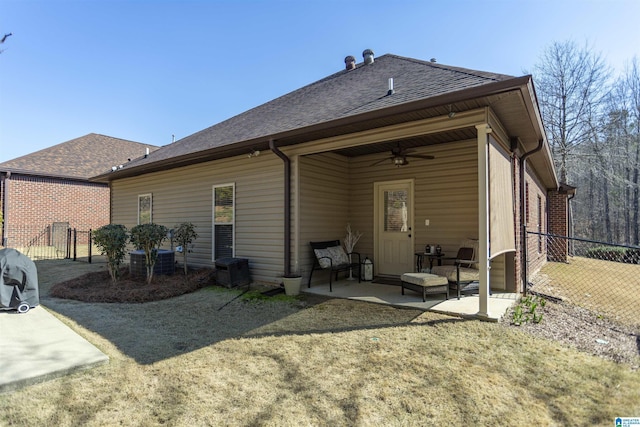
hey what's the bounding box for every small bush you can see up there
[130,223,169,284]
[512,295,546,326]
[586,246,640,264]
[93,224,129,284]
[174,222,198,275]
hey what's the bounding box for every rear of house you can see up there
[97,52,566,310]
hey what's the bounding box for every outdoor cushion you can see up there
[401,272,449,301]
[431,265,479,283]
[313,248,332,268]
[314,246,349,269]
[327,246,350,265]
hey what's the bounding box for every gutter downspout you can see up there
[269,139,292,277]
[520,139,544,295]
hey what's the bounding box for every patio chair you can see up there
[430,240,485,300]
[308,240,361,292]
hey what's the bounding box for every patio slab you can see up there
[303,279,517,322]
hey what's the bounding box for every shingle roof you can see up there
[126,54,516,168]
[0,133,158,180]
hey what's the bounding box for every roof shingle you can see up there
[125,54,516,168]
[0,133,158,180]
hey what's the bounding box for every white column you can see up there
[475,123,492,319]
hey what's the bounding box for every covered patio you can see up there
[302,278,518,322]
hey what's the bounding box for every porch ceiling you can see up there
[332,127,477,158]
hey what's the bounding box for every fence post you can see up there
[73,228,77,261]
[66,228,71,259]
[88,229,92,264]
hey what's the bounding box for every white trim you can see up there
[137,193,152,224]
[476,124,492,319]
[212,183,235,260]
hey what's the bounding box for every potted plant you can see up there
[281,266,303,296]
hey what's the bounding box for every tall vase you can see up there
[347,253,355,280]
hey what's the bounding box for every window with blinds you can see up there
[138,193,152,224]
[213,184,234,259]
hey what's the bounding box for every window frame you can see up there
[138,193,152,225]
[212,183,235,260]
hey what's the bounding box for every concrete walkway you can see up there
[302,279,518,321]
[0,305,108,393]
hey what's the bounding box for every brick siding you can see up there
[2,174,110,247]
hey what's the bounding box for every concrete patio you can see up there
[302,278,518,322]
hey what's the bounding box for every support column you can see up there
[476,124,492,319]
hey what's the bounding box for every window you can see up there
[138,194,152,224]
[213,184,234,259]
[383,190,408,232]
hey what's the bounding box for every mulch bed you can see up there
[50,267,215,303]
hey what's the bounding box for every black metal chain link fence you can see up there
[2,225,105,263]
[527,232,640,328]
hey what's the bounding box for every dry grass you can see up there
[0,259,639,426]
[531,256,640,326]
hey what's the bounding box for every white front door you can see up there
[374,180,414,276]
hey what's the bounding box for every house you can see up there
[0,133,158,252]
[94,52,565,318]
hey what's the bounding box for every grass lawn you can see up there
[0,260,638,426]
[532,256,640,327]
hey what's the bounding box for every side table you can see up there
[414,252,445,272]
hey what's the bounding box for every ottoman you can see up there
[401,273,449,302]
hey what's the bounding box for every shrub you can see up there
[174,222,198,275]
[130,223,168,284]
[93,224,129,284]
[585,246,640,264]
[511,295,546,326]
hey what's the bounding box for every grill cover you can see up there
[0,248,39,309]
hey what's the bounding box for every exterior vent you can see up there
[345,55,356,70]
[363,49,374,65]
[130,249,175,277]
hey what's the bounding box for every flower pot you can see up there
[282,276,302,296]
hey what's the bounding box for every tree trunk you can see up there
[633,136,640,245]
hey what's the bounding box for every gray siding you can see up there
[111,153,285,284]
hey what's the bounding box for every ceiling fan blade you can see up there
[370,156,393,166]
[405,154,435,160]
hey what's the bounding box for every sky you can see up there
[1,0,639,162]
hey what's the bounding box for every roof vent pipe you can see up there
[363,49,374,64]
[387,78,394,96]
[345,55,356,70]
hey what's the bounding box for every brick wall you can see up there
[548,190,569,262]
[523,170,549,282]
[513,154,523,292]
[2,174,110,247]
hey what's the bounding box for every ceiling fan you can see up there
[370,143,435,167]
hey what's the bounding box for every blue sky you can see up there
[1,0,639,161]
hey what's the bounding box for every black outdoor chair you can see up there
[308,240,361,292]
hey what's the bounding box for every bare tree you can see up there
[532,40,610,183]
[623,58,640,244]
